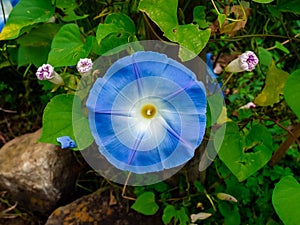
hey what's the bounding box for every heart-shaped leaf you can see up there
[47,24,92,67]
[258,47,272,67]
[254,61,289,106]
[93,13,137,55]
[40,94,93,150]
[96,13,136,43]
[218,14,227,28]
[272,176,300,225]
[284,69,300,119]
[138,0,210,61]
[131,192,159,215]
[214,122,273,181]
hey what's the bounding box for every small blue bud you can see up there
[56,136,77,149]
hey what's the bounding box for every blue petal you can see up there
[10,0,19,7]
[0,0,13,32]
[86,51,207,174]
[0,23,4,32]
[57,136,77,149]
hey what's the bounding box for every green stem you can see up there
[204,190,217,212]
[209,34,300,43]
[221,72,234,91]
[23,64,32,78]
[279,17,300,62]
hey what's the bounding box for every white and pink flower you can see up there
[36,64,64,85]
[225,51,259,72]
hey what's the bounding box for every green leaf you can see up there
[206,94,224,127]
[193,6,208,29]
[162,205,189,225]
[40,94,93,150]
[215,122,273,182]
[131,192,159,215]
[16,24,60,47]
[218,202,241,225]
[267,5,281,18]
[284,69,300,119]
[150,182,170,193]
[218,14,226,28]
[162,205,177,224]
[277,0,300,14]
[55,0,88,21]
[258,47,272,67]
[94,33,137,55]
[16,23,61,66]
[93,13,136,55]
[18,45,49,67]
[252,0,274,3]
[61,9,89,22]
[138,0,210,61]
[96,24,119,43]
[254,61,289,106]
[194,180,204,193]
[96,13,135,44]
[0,0,55,40]
[178,207,189,225]
[105,13,136,34]
[272,176,300,225]
[56,0,77,10]
[274,41,290,54]
[47,24,92,67]
[139,0,178,39]
[173,25,211,61]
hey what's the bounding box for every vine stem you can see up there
[211,0,246,22]
[210,0,220,14]
[209,34,300,43]
[204,190,217,212]
[258,117,300,148]
[269,123,300,166]
[121,172,136,201]
[266,33,300,51]
[0,107,17,113]
[220,72,234,91]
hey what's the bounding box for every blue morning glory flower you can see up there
[57,136,77,149]
[86,51,206,174]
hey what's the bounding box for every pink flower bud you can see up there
[239,102,256,109]
[77,58,93,76]
[225,51,259,72]
[36,64,64,86]
[239,51,259,71]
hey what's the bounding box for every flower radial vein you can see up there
[86,51,207,174]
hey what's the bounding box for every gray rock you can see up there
[0,129,79,215]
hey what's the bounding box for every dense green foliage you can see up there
[0,0,300,224]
